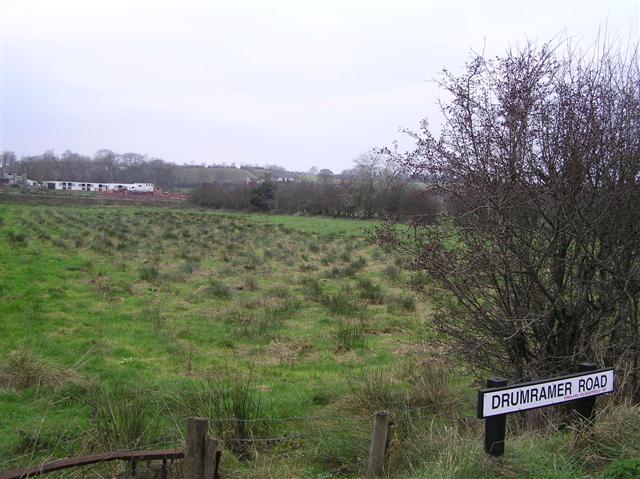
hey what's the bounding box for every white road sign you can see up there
[478,368,614,418]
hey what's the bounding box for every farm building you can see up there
[39,180,155,192]
[1,171,27,186]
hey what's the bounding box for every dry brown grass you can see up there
[569,402,640,469]
[261,340,314,366]
[0,349,83,390]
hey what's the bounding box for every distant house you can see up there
[42,181,155,192]
[245,167,296,182]
[0,171,27,186]
[271,173,295,182]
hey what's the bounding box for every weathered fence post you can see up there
[203,436,220,479]
[185,417,209,479]
[573,362,597,420]
[484,378,507,457]
[161,458,168,479]
[129,457,138,476]
[366,410,391,478]
[215,448,222,479]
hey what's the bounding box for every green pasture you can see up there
[0,203,637,478]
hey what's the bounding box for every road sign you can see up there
[478,368,614,418]
[478,364,614,457]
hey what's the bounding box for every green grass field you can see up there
[173,167,257,185]
[1,203,638,478]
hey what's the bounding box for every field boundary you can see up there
[0,192,185,208]
[0,448,185,479]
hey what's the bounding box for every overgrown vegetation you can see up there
[377,39,640,398]
[1,202,637,478]
[189,152,443,218]
[0,203,423,476]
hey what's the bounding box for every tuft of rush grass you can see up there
[90,386,168,451]
[404,361,456,410]
[300,275,324,300]
[356,277,385,304]
[408,271,430,291]
[321,292,363,316]
[227,309,283,340]
[387,294,416,312]
[347,368,402,412]
[174,374,270,458]
[138,264,159,281]
[383,264,402,282]
[206,278,232,298]
[569,402,640,469]
[0,349,83,390]
[242,275,259,291]
[6,230,29,246]
[333,322,367,351]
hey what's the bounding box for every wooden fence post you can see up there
[203,436,220,479]
[185,417,209,479]
[366,410,391,478]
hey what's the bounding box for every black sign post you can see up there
[484,378,507,457]
[573,362,597,420]
[478,365,614,457]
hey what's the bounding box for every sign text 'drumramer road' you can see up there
[478,369,614,418]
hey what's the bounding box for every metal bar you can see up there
[0,449,185,479]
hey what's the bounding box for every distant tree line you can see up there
[1,150,177,188]
[2,149,443,220]
[189,152,443,218]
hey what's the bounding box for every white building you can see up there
[40,180,154,192]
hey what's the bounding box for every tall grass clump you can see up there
[268,284,290,299]
[180,259,200,274]
[387,294,416,312]
[333,323,367,351]
[228,310,282,340]
[138,264,159,281]
[348,368,400,412]
[404,361,456,410]
[386,416,483,478]
[176,375,271,458]
[90,387,166,450]
[356,277,385,304]
[322,292,362,316]
[408,271,430,291]
[570,402,640,470]
[206,278,232,299]
[383,264,402,282]
[300,275,324,300]
[242,275,259,291]
[0,349,81,390]
[6,230,28,246]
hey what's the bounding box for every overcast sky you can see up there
[1,1,638,172]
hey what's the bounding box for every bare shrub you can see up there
[378,37,640,396]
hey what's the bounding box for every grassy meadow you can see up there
[1,203,638,478]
